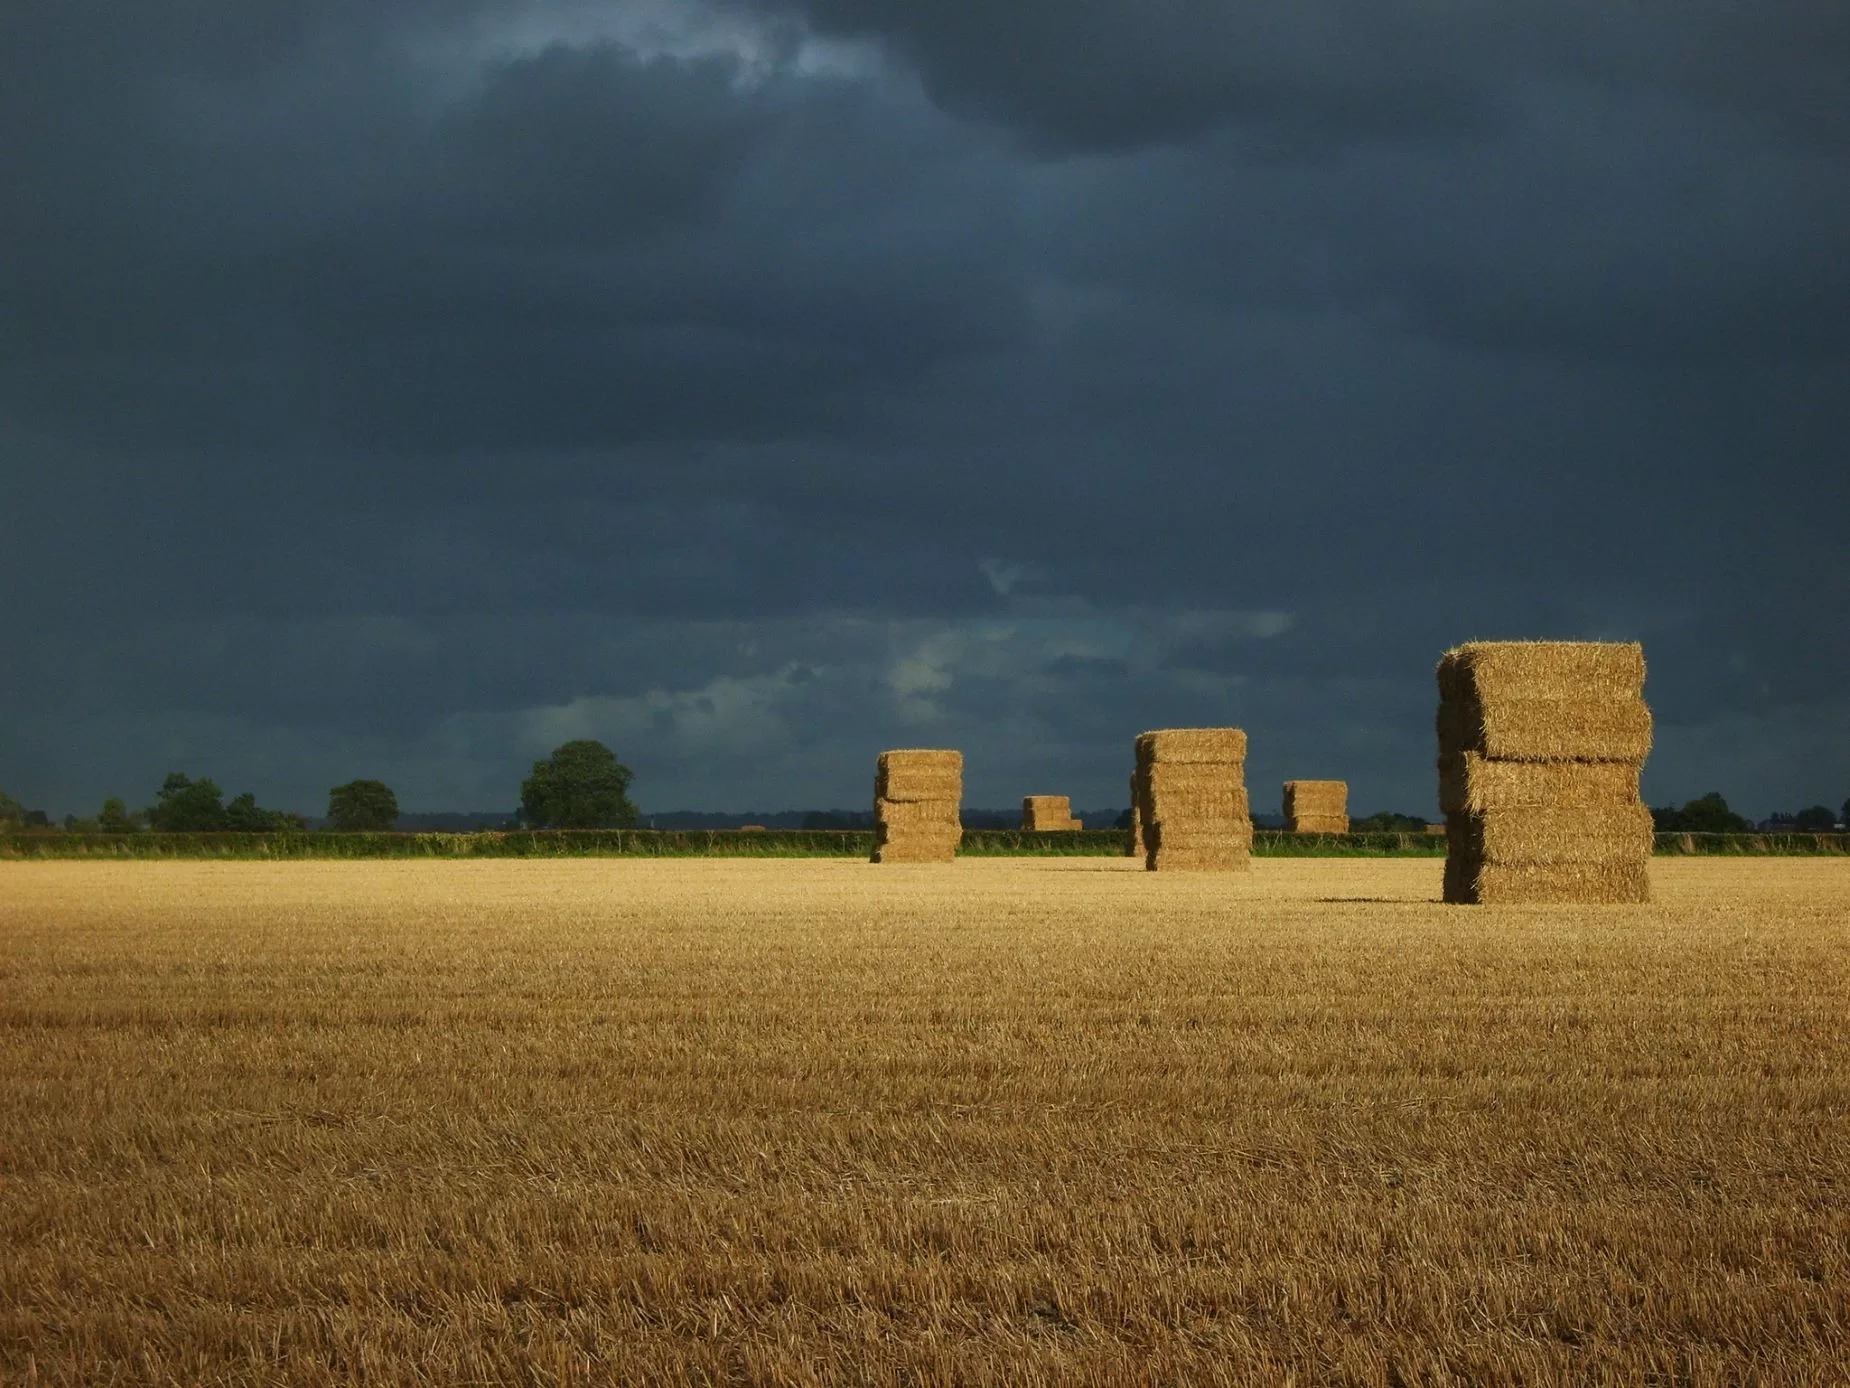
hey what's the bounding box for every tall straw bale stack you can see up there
[1284,780,1348,834]
[1021,795,1081,831]
[1135,729,1251,871]
[1126,770,1146,857]
[873,749,962,864]
[1437,641,1652,905]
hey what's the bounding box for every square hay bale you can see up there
[1022,795,1079,831]
[1438,755,1641,814]
[1437,641,1646,703]
[872,750,961,863]
[1126,770,1146,857]
[1444,806,1654,866]
[1144,762,1244,799]
[871,832,964,864]
[1284,780,1348,833]
[1146,821,1251,871]
[1436,641,1652,764]
[876,749,965,802]
[1136,728,1248,766]
[1437,697,1654,764]
[1290,814,1350,835]
[1443,856,1650,905]
[876,797,960,826]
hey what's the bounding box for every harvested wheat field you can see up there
[3,858,1848,1386]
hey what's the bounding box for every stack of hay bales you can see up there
[1135,729,1252,871]
[1283,780,1348,834]
[1021,795,1081,831]
[872,750,963,864]
[1125,771,1145,857]
[1437,641,1653,904]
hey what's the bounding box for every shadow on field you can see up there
[1309,903,1435,914]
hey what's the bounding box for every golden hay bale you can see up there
[877,748,963,772]
[871,834,962,864]
[876,797,960,826]
[1143,762,1245,799]
[1136,728,1247,766]
[1444,806,1654,865]
[1290,814,1350,835]
[1283,780,1347,833]
[872,750,962,863]
[1437,641,1646,703]
[1145,833,1251,872]
[1439,754,1641,814]
[1127,770,1146,857]
[1021,795,1079,831]
[875,750,965,802]
[738,825,767,832]
[1443,855,1650,905]
[1132,728,1252,871]
[1436,697,1654,764]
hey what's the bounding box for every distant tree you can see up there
[327,779,399,831]
[1843,797,1850,829]
[223,792,305,832]
[1653,792,1751,834]
[801,810,875,830]
[520,741,638,829]
[0,789,23,828]
[147,773,228,831]
[1352,811,1430,832]
[97,797,141,834]
[1113,808,1134,830]
[1791,805,1836,832]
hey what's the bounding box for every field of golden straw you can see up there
[3,856,1847,1385]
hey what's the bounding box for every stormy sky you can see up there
[2,0,1846,819]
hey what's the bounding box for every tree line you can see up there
[0,740,640,833]
[4,756,1844,836]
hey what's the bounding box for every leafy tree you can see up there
[1843,797,1849,829]
[0,788,23,828]
[224,792,304,832]
[1791,805,1836,831]
[147,773,228,831]
[520,741,638,829]
[327,779,400,831]
[1352,811,1430,832]
[1653,792,1751,833]
[97,797,141,834]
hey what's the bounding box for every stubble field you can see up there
[2,856,1847,1385]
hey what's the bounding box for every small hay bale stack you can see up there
[1283,779,1348,834]
[1021,795,1081,831]
[873,749,962,863]
[1436,641,1653,904]
[1136,728,1252,871]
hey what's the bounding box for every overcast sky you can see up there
[2,0,1846,819]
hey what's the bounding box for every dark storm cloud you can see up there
[1,28,1026,460]
[1,0,1846,820]
[731,0,1850,153]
